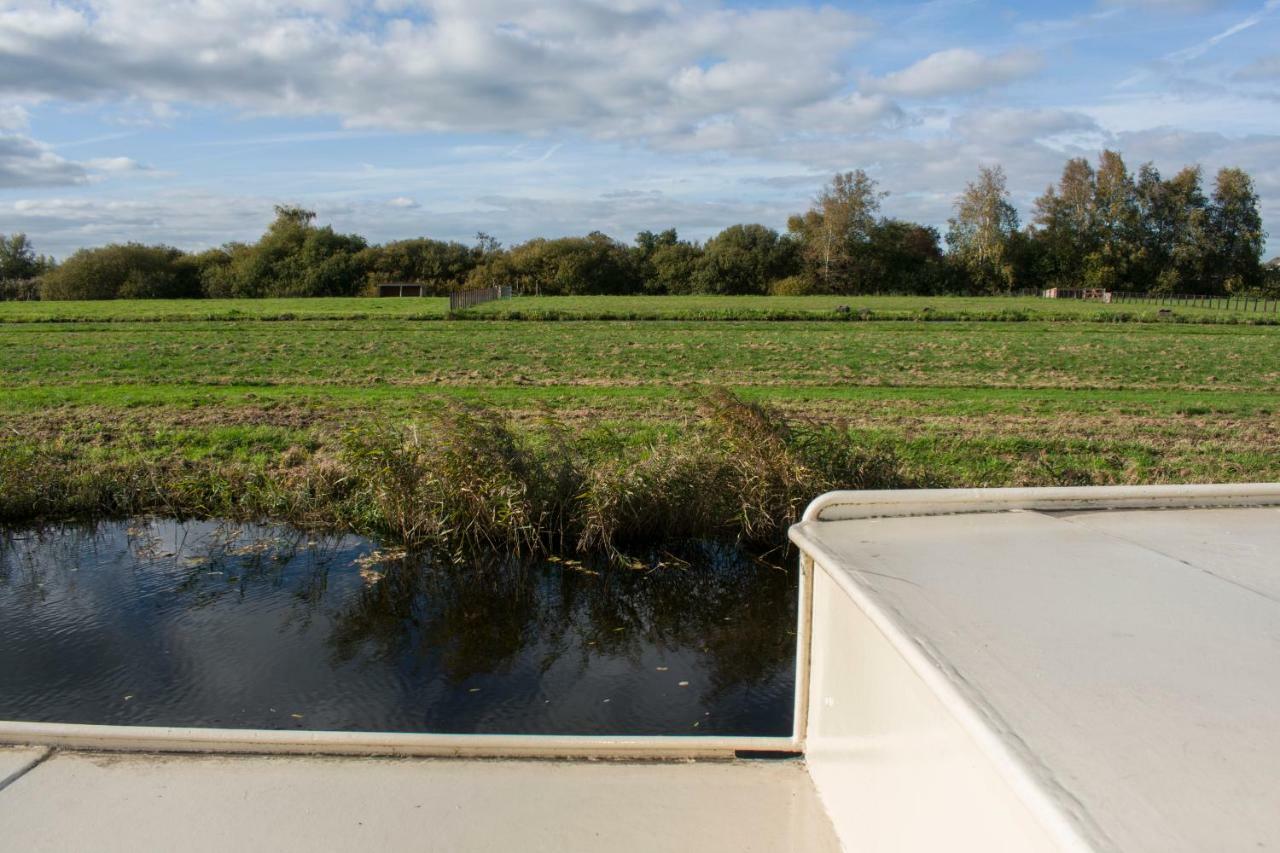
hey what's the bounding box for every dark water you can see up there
[0,520,796,736]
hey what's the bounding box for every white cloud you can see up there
[0,1,1275,259]
[952,108,1102,144]
[85,156,151,174]
[0,104,28,132]
[0,0,873,150]
[0,133,88,188]
[867,48,1043,98]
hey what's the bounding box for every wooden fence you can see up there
[1110,292,1280,313]
[449,285,512,312]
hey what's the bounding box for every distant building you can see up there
[1042,287,1111,302]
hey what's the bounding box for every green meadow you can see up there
[3,295,1277,550]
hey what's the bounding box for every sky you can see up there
[1,0,1278,259]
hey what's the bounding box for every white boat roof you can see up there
[790,499,1280,853]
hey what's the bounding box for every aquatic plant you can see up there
[1,390,909,556]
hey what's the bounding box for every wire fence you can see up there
[448,285,512,312]
[1109,292,1280,313]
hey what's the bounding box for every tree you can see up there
[648,241,703,294]
[861,220,945,294]
[480,233,642,296]
[788,170,886,291]
[360,238,478,294]
[40,243,200,300]
[0,232,50,300]
[202,206,368,297]
[1209,167,1265,293]
[946,165,1021,293]
[1084,150,1143,289]
[0,233,49,281]
[634,229,702,294]
[1146,166,1214,293]
[273,205,317,227]
[692,224,799,295]
[1032,157,1097,287]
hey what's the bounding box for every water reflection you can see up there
[0,520,795,735]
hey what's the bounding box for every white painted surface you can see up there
[791,494,1280,853]
[0,747,48,790]
[804,568,1064,853]
[0,752,840,853]
[0,722,794,759]
[801,483,1280,522]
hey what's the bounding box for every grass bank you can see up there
[3,300,1277,554]
[0,392,908,556]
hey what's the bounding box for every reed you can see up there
[0,391,910,556]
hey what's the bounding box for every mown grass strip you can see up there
[2,294,1275,325]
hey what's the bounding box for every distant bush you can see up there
[0,278,40,301]
[40,243,200,300]
[480,232,643,296]
[768,275,816,296]
[359,238,478,295]
[692,224,799,295]
[200,207,368,298]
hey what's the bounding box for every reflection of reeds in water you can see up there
[0,389,909,555]
[1,522,797,733]
[326,542,797,698]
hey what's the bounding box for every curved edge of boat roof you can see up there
[799,482,1280,523]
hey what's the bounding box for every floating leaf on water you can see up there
[354,548,408,568]
[228,540,275,556]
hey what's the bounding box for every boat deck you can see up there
[790,502,1280,853]
[0,748,839,853]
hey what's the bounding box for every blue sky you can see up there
[1,0,1278,258]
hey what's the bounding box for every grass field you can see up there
[1,293,1276,324]
[2,295,1278,550]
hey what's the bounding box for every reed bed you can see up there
[0,391,908,557]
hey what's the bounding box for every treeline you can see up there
[6,150,1275,301]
